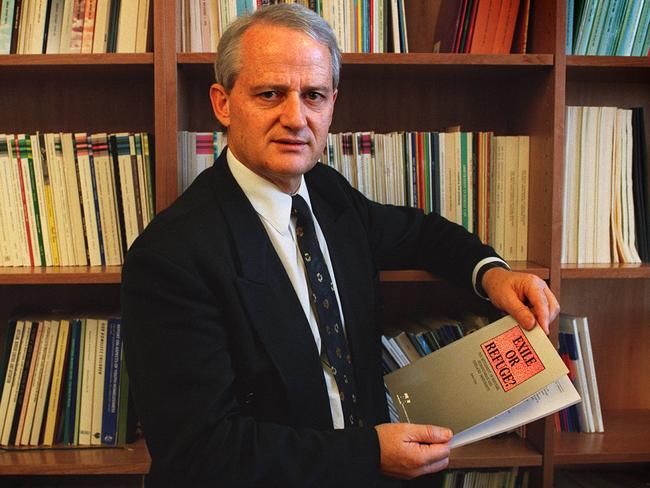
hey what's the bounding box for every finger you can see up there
[414,425,452,444]
[527,283,550,333]
[544,286,560,325]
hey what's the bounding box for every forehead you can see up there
[238,24,333,87]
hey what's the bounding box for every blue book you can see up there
[567,0,575,54]
[431,132,441,216]
[614,0,644,55]
[62,319,82,445]
[236,0,255,16]
[596,0,627,55]
[0,0,16,54]
[101,318,122,445]
[631,1,650,55]
[585,0,611,54]
[574,0,599,54]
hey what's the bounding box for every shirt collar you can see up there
[227,148,314,235]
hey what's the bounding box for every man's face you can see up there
[210,24,338,194]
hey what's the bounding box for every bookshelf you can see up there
[0,1,647,486]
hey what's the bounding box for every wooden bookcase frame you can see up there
[0,1,648,486]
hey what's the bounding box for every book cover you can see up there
[384,315,579,448]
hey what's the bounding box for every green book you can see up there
[585,0,611,55]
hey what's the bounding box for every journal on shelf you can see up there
[384,314,580,448]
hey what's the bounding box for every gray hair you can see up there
[214,3,341,91]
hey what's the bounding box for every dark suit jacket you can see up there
[121,150,500,487]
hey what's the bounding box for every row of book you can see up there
[381,314,488,423]
[567,0,650,56]
[0,0,151,55]
[179,0,409,54]
[178,130,530,262]
[0,132,155,267]
[178,131,227,192]
[321,131,530,262]
[562,106,649,264]
[441,467,529,488]
[0,316,130,447]
[431,0,531,54]
[556,314,604,434]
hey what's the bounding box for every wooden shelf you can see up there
[0,267,122,285]
[449,435,542,469]
[380,262,550,282]
[560,263,650,279]
[554,410,650,465]
[0,53,154,66]
[0,438,150,475]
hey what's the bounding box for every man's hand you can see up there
[481,267,560,334]
[375,423,452,480]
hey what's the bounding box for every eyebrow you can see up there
[249,83,333,94]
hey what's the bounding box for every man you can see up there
[122,4,559,487]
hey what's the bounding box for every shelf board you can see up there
[560,263,650,279]
[178,52,553,66]
[0,54,154,77]
[449,434,542,469]
[0,267,122,285]
[567,56,650,82]
[380,262,549,282]
[0,438,150,475]
[555,410,650,465]
[0,53,154,66]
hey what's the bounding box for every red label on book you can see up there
[480,326,545,392]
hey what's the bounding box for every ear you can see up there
[210,83,231,127]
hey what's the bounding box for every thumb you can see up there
[410,424,453,444]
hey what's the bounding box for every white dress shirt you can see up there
[227,150,347,429]
[226,149,508,429]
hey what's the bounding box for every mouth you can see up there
[273,138,308,148]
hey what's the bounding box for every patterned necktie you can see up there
[291,194,360,427]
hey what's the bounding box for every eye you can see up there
[306,91,324,101]
[258,91,278,100]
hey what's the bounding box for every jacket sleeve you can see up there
[121,246,386,488]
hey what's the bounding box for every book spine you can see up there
[13,135,36,266]
[0,321,24,443]
[78,318,96,445]
[1,321,31,445]
[90,319,107,445]
[19,320,48,445]
[101,319,121,445]
[81,0,97,53]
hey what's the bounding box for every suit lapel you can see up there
[211,156,333,429]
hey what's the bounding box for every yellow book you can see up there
[42,320,70,446]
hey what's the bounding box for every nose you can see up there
[279,93,307,130]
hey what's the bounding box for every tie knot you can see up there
[291,194,311,221]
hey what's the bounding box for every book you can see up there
[90,319,108,445]
[0,321,25,443]
[78,318,97,445]
[19,320,50,445]
[559,315,594,432]
[384,315,580,448]
[101,318,122,445]
[42,319,70,445]
[0,320,32,445]
[573,315,604,432]
[29,320,59,445]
